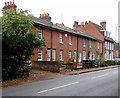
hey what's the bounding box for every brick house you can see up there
[73,21,115,60]
[2,1,112,64]
[32,14,103,64]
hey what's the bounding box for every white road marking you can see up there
[91,74,108,79]
[37,82,79,94]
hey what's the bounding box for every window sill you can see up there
[69,43,72,46]
[59,42,63,45]
[38,59,43,61]
[59,59,63,61]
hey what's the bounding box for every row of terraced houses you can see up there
[2,1,116,64]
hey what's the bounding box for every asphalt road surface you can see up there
[2,67,118,96]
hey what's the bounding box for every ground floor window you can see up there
[78,52,82,63]
[38,50,42,61]
[68,51,72,58]
[74,51,77,62]
[52,49,56,61]
[83,51,86,60]
[59,50,63,61]
[47,49,51,61]
[89,52,92,60]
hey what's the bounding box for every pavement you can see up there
[65,65,119,75]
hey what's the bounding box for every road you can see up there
[2,67,118,96]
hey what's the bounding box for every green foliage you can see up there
[2,9,45,81]
[96,57,107,67]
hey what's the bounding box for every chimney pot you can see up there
[100,20,106,30]
[74,21,78,25]
[5,2,7,6]
[10,1,12,5]
[7,2,9,5]
[13,0,14,4]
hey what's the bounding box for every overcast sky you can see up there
[0,0,119,42]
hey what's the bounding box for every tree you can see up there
[2,9,45,81]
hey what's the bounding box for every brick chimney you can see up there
[100,20,106,30]
[73,21,85,32]
[40,13,51,22]
[2,0,17,13]
[73,21,78,31]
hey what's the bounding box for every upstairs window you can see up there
[98,42,100,49]
[59,33,63,44]
[105,41,107,49]
[68,34,72,45]
[83,38,86,47]
[89,40,92,48]
[38,29,42,39]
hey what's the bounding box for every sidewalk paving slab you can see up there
[65,65,119,75]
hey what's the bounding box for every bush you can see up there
[82,60,96,68]
[96,57,107,67]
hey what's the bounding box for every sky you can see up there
[0,0,119,42]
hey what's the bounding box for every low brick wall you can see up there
[32,61,61,73]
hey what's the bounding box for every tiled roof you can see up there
[104,37,114,42]
[90,21,115,42]
[33,17,102,41]
[90,21,104,35]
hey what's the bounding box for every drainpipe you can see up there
[51,31,52,61]
[76,35,79,66]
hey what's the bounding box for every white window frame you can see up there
[78,52,82,63]
[38,29,42,39]
[52,49,56,61]
[68,51,72,58]
[107,42,109,50]
[105,41,107,49]
[38,50,42,61]
[47,49,51,61]
[89,52,92,60]
[59,33,63,44]
[89,40,92,48]
[68,34,72,45]
[110,43,111,50]
[59,50,63,61]
[83,51,86,60]
[83,39,86,47]
[74,51,77,62]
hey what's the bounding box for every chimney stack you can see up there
[2,1,17,14]
[40,13,51,22]
[100,20,106,30]
[74,21,78,26]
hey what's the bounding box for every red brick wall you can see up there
[32,23,103,62]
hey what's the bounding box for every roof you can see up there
[104,37,114,42]
[33,17,102,41]
[90,21,114,42]
[90,21,104,35]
